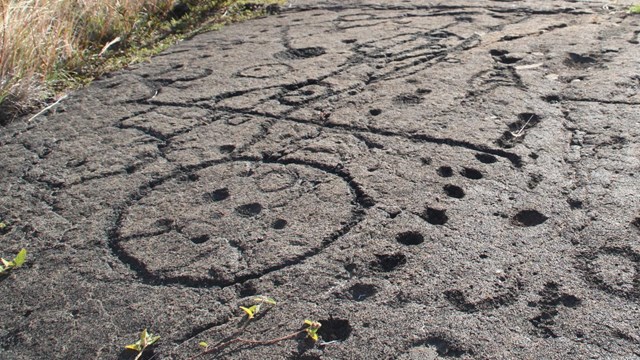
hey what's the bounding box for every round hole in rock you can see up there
[437,166,453,177]
[396,231,424,245]
[423,207,448,225]
[276,46,326,60]
[206,188,230,202]
[239,282,258,297]
[318,318,352,342]
[219,145,236,153]
[460,167,483,180]
[560,294,581,308]
[369,108,382,116]
[271,218,287,230]
[371,253,406,272]
[443,184,464,199]
[349,284,377,301]
[567,199,583,210]
[543,94,561,103]
[191,235,210,244]
[475,153,498,164]
[512,210,548,227]
[632,217,640,230]
[517,112,541,127]
[236,203,263,217]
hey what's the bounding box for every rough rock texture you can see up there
[1,1,640,359]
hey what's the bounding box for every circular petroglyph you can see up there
[236,63,293,79]
[114,160,358,286]
[256,168,297,192]
[580,246,640,301]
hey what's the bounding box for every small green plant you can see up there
[0,248,27,275]
[303,320,322,342]
[239,295,277,319]
[187,296,322,359]
[125,328,160,360]
[629,5,640,14]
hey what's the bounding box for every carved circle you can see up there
[237,63,293,79]
[580,246,640,301]
[111,159,360,287]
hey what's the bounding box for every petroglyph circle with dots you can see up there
[115,160,357,286]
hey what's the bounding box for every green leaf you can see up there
[307,330,319,342]
[140,328,149,344]
[240,306,256,319]
[304,320,321,342]
[13,249,26,268]
[124,342,142,352]
[139,328,159,347]
[198,341,208,348]
[147,334,160,346]
[630,5,640,14]
[255,295,276,305]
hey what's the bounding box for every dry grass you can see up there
[0,0,281,123]
[0,0,172,120]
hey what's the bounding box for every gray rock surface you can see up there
[1,1,640,359]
